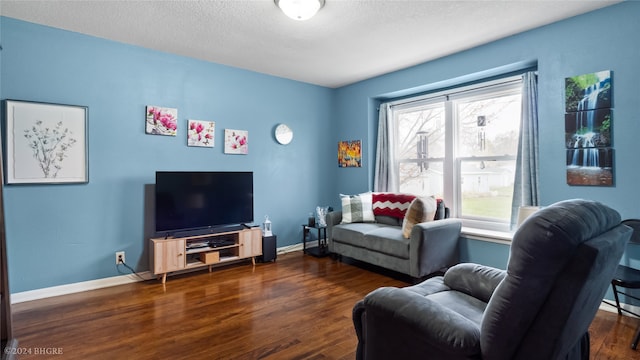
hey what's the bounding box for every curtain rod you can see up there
[378,71,535,110]
[386,75,523,109]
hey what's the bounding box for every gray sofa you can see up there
[326,211,462,279]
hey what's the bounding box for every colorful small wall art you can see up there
[564,70,613,186]
[145,105,177,136]
[224,129,248,154]
[187,120,215,147]
[338,140,362,167]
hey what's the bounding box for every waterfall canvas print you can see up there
[565,70,612,112]
[564,70,614,186]
[565,109,612,148]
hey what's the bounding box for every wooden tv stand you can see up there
[150,227,262,284]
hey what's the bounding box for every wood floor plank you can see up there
[9,251,640,359]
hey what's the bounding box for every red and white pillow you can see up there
[372,193,416,219]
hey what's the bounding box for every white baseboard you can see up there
[11,245,306,304]
[599,299,640,317]
[11,271,154,304]
[277,241,317,254]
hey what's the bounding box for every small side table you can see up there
[302,225,329,257]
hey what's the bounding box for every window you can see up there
[391,77,522,231]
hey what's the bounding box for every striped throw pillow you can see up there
[372,193,416,219]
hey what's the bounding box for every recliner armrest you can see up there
[443,263,506,303]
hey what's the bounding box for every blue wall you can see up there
[0,17,334,292]
[2,1,640,294]
[329,1,640,268]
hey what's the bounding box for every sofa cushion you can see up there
[372,192,416,219]
[402,196,437,238]
[340,193,375,224]
[332,223,410,258]
[375,215,403,227]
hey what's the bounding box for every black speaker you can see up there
[260,235,277,262]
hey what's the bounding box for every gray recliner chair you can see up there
[353,199,632,360]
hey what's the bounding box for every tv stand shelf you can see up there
[186,243,237,254]
[150,227,262,284]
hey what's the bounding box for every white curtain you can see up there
[510,71,540,228]
[373,102,397,192]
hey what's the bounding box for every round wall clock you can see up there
[275,123,293,145]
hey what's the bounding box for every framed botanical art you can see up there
[187,119,215,147]
[224,129,248,154]
[145,105,177,136]
[4,100,88,184]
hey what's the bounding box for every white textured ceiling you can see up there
[0,0,622,88]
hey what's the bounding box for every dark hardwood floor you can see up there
[9,252,640,359]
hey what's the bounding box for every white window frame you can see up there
[389,76,522,232]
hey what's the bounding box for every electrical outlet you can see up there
[116,251,125,265]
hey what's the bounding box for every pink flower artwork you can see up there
[187,120,215,147]
[224,129,248,154]
[145,105,178,136]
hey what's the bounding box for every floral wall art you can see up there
[145,105,177,136]
[224,129,248,154]
[187,120,215,147]
[564,70,614,186]
[4,100,88,184]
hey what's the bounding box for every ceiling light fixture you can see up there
[275,0,325,21]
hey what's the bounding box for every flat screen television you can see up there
[155,171,254,236]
